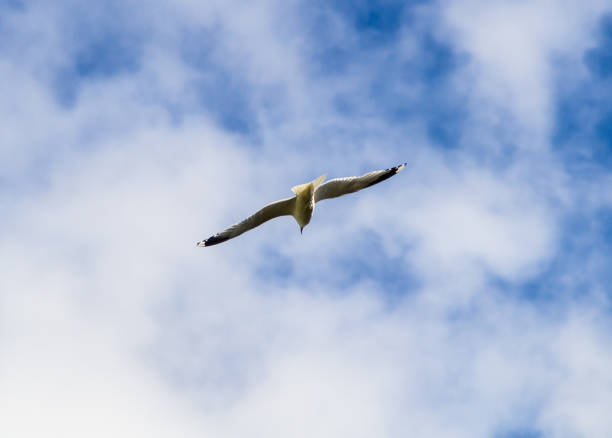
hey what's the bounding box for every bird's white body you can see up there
[197,163,406,246]
[291,174,326,230]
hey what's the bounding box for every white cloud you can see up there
[439,0,610,143]
[2,1,612,437]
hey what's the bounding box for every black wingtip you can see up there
[196,234,230,247]
[196,237,211,247]
[365,163,407,188]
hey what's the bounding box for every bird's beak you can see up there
[300,227,303,234]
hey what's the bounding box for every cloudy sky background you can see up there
[2,0,612,436]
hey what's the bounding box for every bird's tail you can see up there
[291,174,326,196]
[312,173,327,189]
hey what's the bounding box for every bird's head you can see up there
[298,217,311,234]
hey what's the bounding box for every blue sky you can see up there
[2,1,612,437]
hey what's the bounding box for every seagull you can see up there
[196,162,406,247]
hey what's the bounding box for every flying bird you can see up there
[196,162,406,247]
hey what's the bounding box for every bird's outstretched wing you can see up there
[314,163,406,203]
[197,197,296,247]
